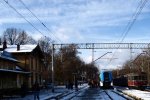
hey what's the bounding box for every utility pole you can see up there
[148,61,150,85]
[51,44,54,92]
[92,43,94,62]
[130,43,133,73]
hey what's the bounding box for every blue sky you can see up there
[0,0,150,69]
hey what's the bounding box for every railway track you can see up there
[104,90,134,100]
[103,90,113,100]
[47,86,135,100]
[59,85,88,100]
[61,88,134,100]
[60,89,134,100]
[47,85,88,100]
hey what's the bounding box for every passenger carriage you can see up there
[127,72,147,89]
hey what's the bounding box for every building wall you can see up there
[0,73,17,89]
[0,59,24,89]
[11,50,44,88]
[0,59,15,70]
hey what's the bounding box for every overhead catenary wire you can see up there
[2,0,47,38]
[108,0,148,66]
[119,0,148,43]
[18,0,62,43]
[117,1,142,43]
[2,0,62,43]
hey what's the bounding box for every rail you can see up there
[104,90,134,100]
[48,85,88,100]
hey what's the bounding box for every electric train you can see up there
[99,70,113,88]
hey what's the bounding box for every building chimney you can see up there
[17,44,20,51]
[3,39,7,50]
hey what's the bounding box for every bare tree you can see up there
[53,44,99,84]
[38,36,54,53]
[2,28,36,45]
[16,31,36,44]
[3,28,18,45]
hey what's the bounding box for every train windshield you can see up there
[104,72,109,81]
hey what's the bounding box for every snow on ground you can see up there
[122,89,150,100]
[106,90,127,100]
[59,84,89,100]
[9,84,88,100]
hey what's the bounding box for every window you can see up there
[134,76,138,80]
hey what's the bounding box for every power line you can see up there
[117,1,142,43]
[2,0,46,38]
[120,0,148,43]
[2,0,62,43]
[108,0,148,66]
[18,0,62,43]
[107,1,144,65]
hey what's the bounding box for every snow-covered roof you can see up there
[4,45,37,53]
[0,69,31,74]
[0,51,18,62]
[16,66,22,70]
[0,55,18,62]
[0,45,2,48]
[0,65,30,74]
[0,45,3,51]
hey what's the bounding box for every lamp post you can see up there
[92,50,97,62]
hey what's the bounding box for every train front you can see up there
[100,70,113,88]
